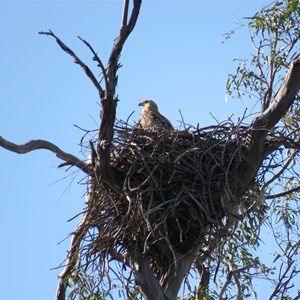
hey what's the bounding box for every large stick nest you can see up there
[82,120,255,277]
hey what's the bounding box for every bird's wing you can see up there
[151,110,174,129]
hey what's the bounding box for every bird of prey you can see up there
[138,100,174,131]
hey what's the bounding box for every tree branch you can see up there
[106,0,141,96]
[263,149,298,187]
[0,136,89,174]
[77,36,109,92]
[239,54,300,191]
[56,211,90,300]
[96,0,141,182]
[131,256,169,300]
[268,241,300,300]
[39,30,104,97]
[194,258,210,296]
[161,249,199,300]
[266,185,300,199]
[252,54,300,132]
[122,0,129,27]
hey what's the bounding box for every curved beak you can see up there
[138,102,143,107]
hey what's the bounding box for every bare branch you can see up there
[96,0,141,182]
[122,0,130,27]
[39,30,104,97]
[56,211,90,300]
[77,36,109,91]
[106,0,141,95]
[0,136,89,174]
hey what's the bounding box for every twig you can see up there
[0,136,89,174]
[39,30,104,97]
[247,150,299,211]
[268,241,300,300]
[77,36,109,91]
[263,149,298,185]
[266,185,300,199]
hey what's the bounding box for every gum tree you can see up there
[1,1,300,299]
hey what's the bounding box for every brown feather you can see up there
[139,100,173,131]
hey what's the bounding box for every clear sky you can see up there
[0,1,272,299]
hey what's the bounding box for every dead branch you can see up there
[37,2,142,299]
[77,36,109,91]
[39,30,104,97]
[105,0,141,96]
[96,0,142,182]
[0,136,89,174]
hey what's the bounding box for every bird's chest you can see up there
[141,111,159,129]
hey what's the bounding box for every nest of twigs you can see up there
[82,120,255,277]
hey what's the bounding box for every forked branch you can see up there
[106,0,142,96]
[38,0,142,184]
[37,2,142,299]
[252,55,300,133]
[96,0,141,181]
[243,54,300,186]
[77,36,109,91]
[39,30,104,97]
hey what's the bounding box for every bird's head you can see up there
[138,99,159,112]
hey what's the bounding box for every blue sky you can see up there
[0,1,273,299]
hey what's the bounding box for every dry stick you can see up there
[0,136,89,174]
[39,30,104,97]
[77,36,109,91]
